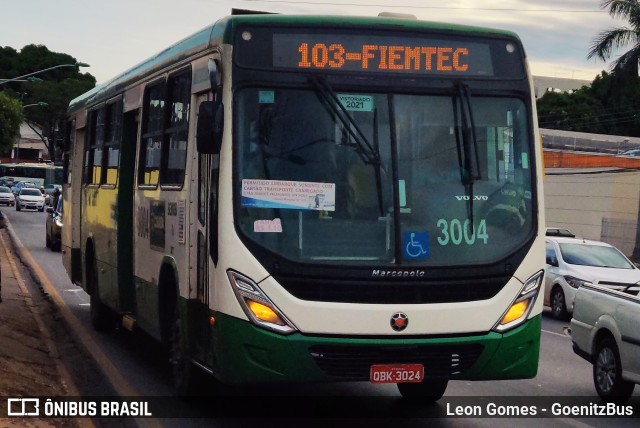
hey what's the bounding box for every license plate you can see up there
[370,364,424,384]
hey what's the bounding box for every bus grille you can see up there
[276,276,506,304]
[309,344,484,380]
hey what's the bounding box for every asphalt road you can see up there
[3,206,640,427]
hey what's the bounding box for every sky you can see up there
[0,0,629,85]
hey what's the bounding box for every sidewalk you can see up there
[0,229,81,428]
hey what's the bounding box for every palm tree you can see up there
[588,0,640,76]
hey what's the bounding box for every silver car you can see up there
[0,186,15,206]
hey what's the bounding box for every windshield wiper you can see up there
[309,76,380,166]
[454,83,481,231]
[308,76,385,217]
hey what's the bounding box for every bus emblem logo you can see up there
[390,312,408,332]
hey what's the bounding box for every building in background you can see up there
[0,123,49,164]
[532,76,591,99]
[542,130,640,258]
[542,128,640,154]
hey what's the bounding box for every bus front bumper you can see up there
[208,313,541,385]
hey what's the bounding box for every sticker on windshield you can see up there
[242,179,336,211]
[254,218,283,233]
[259,90,275,104]
[337,94,374,112]
[403,231,430,260]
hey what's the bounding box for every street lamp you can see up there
[0,62,89,86]
[0,77,43,83]
[16,102,49,163]
[23,102,49,109]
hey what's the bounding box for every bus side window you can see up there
[64,119,75,185]
[85,108,104,185]
[138,81,165,187]
[103,100,123,186]
[160,70,191,186]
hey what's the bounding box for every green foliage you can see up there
[0,92,22,155]
[537,71,640,137]
[0,44,96,161]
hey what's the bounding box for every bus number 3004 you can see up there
[436,218,488,246]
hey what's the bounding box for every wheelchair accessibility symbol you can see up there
[403,231,429,260]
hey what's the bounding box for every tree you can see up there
[588,0,640,77]
[0,44,96,162]
[537,71,640,137]
[537,88,605,134]
[24,72,95,161]
[0,92,22,155]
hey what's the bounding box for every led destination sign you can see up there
[272,33,496,76]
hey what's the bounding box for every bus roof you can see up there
[68,13,521,112]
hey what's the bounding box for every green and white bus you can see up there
[63,10,545,400]
[0,162,63,187]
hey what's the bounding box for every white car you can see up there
[16,188,46,212]
[544,236,640,319]
[0,186,15,206]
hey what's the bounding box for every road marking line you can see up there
[542,328,568,338]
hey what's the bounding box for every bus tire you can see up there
[87,255,113,331]
[170,307,196,397]
[397,379,448,402]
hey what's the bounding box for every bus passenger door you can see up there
[190,93,215,366]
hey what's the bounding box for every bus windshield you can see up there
[236,87,534,266]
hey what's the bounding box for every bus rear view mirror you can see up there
[196,101,223,154]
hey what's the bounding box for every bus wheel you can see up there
[397,379,448,402]
[88,264,113,331]
[170,308,195,397]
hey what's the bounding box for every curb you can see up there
[3,219,163,428]
[0,224,94,428]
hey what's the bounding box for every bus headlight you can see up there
[493,270,544,332]
[227,270,297,335]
